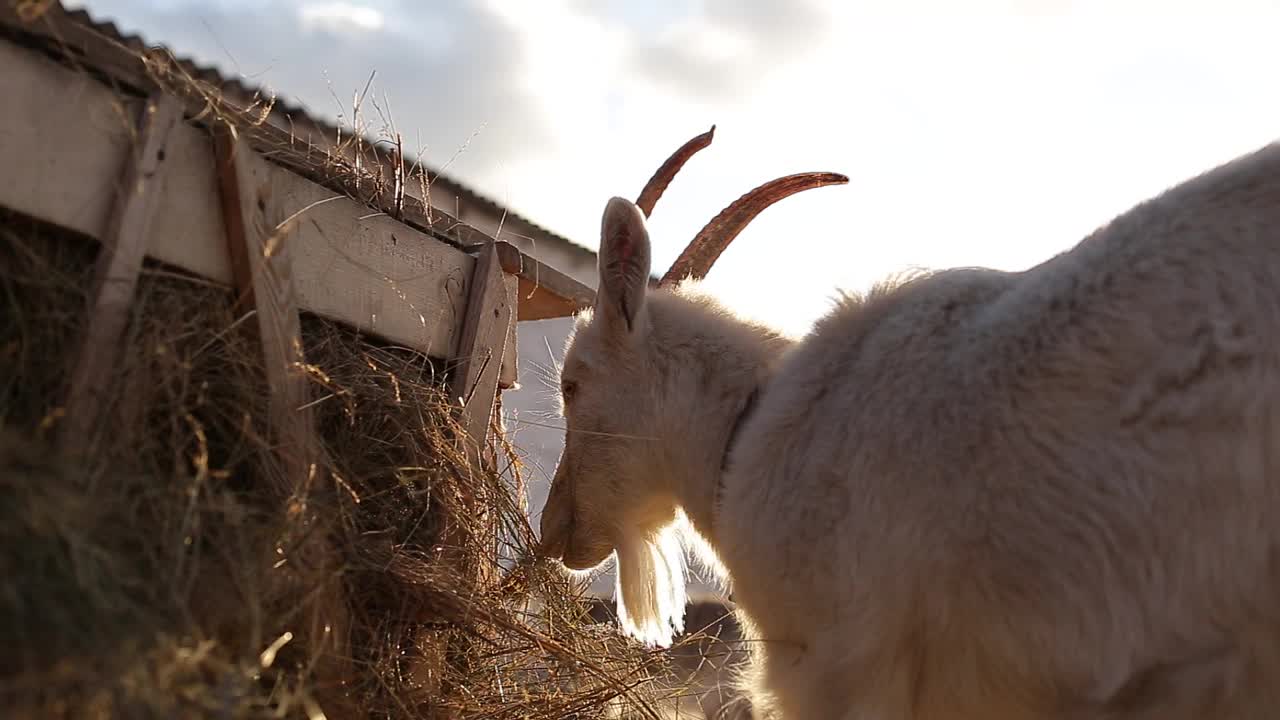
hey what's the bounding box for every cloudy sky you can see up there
[67,0,1280,336]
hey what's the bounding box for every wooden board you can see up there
[59,92,185,455]
[0,39,474,360]
[449,242,513,456]
[213,128,320,493]
[492,241,596,321]
[212,129,357,706]
[0,3,482,244]
[499,273,519,390]
[0,5,596,326]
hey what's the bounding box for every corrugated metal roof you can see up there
[54,1,595,260]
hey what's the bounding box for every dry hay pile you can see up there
[0,10,753,716]
[0,213,691,719]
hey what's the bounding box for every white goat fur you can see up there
[539,141,1280,719]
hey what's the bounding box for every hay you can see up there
[0,13,753,715]
[0,214,689,719]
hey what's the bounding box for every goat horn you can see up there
[635,125,717,218]
[659,172,849,287]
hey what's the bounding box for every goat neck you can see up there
[644,289,792,544]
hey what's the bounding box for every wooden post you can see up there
[499,273,519,390]
[59,92,184,456]
[447,240,514,601]
[408,241,513,716]
[449,241,514,463]
[212,124,319,498]
[212,125,354,715]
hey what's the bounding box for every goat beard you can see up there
[614,523,686,647]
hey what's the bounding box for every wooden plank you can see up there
[499,273,519,390]
[0,11,597,322]
[449,242,512,457]
[0,2,485,246]
[212,128,356,713]
[58,92,185,455]
[492,241,596,321]
[0,43,128,240]
[418,243,512,720]
[192,140,476,360]
[517,275,582,321]
[0,39,474,359]
[212,127,318,495]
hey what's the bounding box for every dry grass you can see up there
[0,216,691,719]
[0,11,750,716]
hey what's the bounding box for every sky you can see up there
[63,0,1280,337]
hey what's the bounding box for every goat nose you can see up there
[539,530,567,561]
[538,496,569,560]
[539,512,568,560]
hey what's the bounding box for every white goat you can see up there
[538,127,1280,719]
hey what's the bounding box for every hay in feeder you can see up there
[0,10,753,714]
[0,214,690,719]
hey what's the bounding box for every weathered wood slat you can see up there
[499,273,519,389]
[0,1,486,248]
[212,127,354,714]
[420,242,513,720]
[450,242,514,456]
[213,127,319,494]
[0,3,595,325]
[58,92,185,455]
[0,39,475,361]
[491,241,595,321]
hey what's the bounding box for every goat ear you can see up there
[595,196,652,334]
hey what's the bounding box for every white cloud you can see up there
[298,2,384,33]
[469,0,1280,335]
